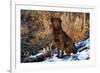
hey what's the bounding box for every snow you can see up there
[75,38,90,52]
[29,52,43,58]
[44,54,62,62]
[77,49,89,60]
[27,38,90,62]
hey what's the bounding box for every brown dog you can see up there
[50,17,77,57]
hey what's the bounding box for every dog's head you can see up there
[50,17,62,29]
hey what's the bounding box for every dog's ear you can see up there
[57,18,62,23]
[50,17,54,23]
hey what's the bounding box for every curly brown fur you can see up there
[50,17,77,57]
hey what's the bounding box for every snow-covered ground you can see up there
[25,38,90,62]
